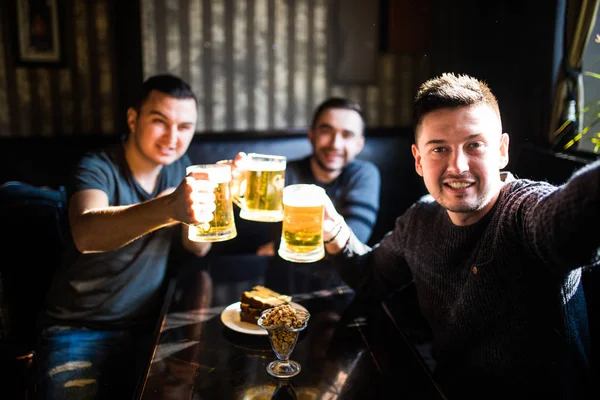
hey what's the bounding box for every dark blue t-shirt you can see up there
[43,143,190,328]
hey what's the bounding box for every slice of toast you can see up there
[240,285,291,309]
[239,302,262,323]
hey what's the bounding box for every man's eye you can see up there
[432,147,446,153]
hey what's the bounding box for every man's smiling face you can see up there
[411,104,509,226]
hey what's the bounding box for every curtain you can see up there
[550,0,600,150]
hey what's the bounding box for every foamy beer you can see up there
[233,153,286,222]
[278,184,325,263]
[186,164,237,242]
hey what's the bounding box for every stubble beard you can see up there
[313,152,343,174]
[435,180,489,214]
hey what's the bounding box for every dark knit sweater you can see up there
[331,160,600,399]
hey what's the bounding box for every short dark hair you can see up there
[310,97,366,133]
[413,73,501,142]
[133,74,197,112]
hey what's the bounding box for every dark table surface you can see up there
[136,254,447,400]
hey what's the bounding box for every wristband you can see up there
[324,221,344,244]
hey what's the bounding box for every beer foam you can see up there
[247,160,286,171]
[187,164,231,183]
[207,166,231,183]
[283,185,324,207]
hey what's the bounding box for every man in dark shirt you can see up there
[255,97,380,256]
[321,73,599,399]
[36,74,215,399]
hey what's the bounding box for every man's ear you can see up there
[357,135,365,152]
[499,133,510,169]
[412,144,423,177]
[308,128,316,146]
[126,108,137,136]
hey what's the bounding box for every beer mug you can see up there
[277,184,325,263]
[232,153,286,222]
[186,164,237,242]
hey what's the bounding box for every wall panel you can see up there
[140,0,428,132]
[0,0,428,137]
[0,0,118,137]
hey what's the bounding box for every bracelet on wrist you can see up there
[324,221,344,244]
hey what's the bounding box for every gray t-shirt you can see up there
[43,143,190,328]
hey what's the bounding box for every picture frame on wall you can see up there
[13,0,65,66]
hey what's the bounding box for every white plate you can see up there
[220,301,307,336]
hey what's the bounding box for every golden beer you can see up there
[278,184,325,263]
[187,164,237,242]
[235,154,286,222]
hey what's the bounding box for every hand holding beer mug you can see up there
[186,164,237,242]
[230,153,286,222]
[278,184,325,263]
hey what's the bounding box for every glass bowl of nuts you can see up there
[257,303,311,378]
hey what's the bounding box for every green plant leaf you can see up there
[584,71,600,80]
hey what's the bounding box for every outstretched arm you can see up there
[69,173,214,255]
[521,159,600,270]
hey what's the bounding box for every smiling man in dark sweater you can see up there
[321,73,599,399]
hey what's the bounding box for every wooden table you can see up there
[135,254,447,399]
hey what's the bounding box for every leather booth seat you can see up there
[0,181,69,399]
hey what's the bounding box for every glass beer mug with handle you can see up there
[186,163,237,242]
[278,184,325,263]
[230,153,286,222]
